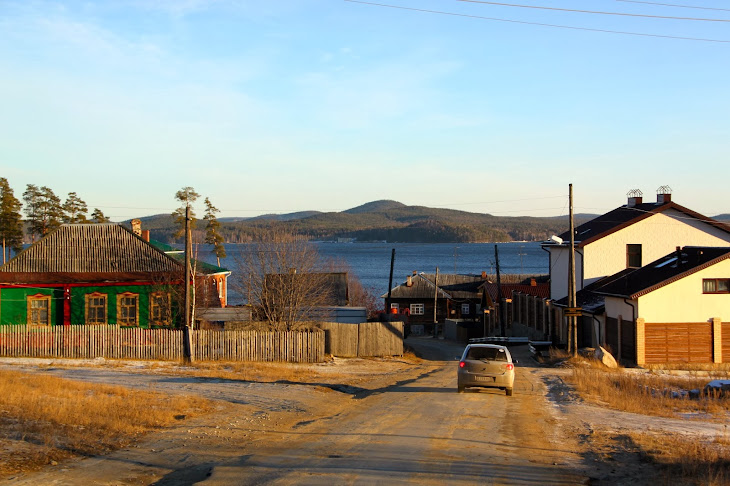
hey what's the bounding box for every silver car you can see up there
[457,344,515,396]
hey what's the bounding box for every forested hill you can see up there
[137,200,600,244]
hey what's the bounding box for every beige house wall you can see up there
[633,258,730,322]
[550,209,730,301]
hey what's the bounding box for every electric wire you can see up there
[615,0,730,12]
[344,0,730,43]
[456,0,730,21]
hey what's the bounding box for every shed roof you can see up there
[0,224,182,280]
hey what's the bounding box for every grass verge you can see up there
[0,370,212,478]
[565,363,730,418]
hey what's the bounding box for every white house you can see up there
[543,187,730,302]
[593,246,730,365]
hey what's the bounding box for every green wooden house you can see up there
[0,224,185,328]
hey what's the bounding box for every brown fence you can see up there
[317,321,403,357]
[644,322,713,364]
[0,326,324,363]
[723,322,729,363]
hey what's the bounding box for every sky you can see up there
[1,0,728,221]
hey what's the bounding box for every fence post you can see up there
[712,317,722,364]
[635,318,645,366]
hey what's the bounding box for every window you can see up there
[117,293,139,327]
[410,303,425,315]
[703,279,730,294]
[150,292,171,326]
[27,295,51,327]
[85,293,107,325]
[627,244,642,268]
[461,303,470,315]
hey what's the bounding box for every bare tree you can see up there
[235,230,333,331]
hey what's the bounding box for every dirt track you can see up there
[3,337,720,485]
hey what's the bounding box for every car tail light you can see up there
[503,363,514,371]
[459,361,466,368]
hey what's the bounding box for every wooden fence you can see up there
[0,326,324,363]
[316,321,403,357]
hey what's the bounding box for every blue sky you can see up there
[1,0,728,221]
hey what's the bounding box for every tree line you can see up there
[0,179,112,262]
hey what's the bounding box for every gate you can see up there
[644,322,713,364]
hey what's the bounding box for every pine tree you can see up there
[204,197,226,266]
[0,178,24,261]
[91,208,111,223]
[23,185,63,238]
[62,192,89,223]
[172,186,200,239]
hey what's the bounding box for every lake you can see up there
[200,241,548,304]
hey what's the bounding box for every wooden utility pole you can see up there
[495,245,505,337]
[568,184,577,357]
[183,205,193,362]
[386,248,396,313]
[433,267,439,337]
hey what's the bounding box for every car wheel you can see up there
[506,388,513,396]
[457,384,465,393]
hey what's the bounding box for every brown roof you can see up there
[0,224,182,278]
[482,282,550,301]
[545,201,730,249]
[593,246,730,299]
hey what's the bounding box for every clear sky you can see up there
[1,0,728,221]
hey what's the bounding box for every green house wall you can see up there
[0,284,181,328]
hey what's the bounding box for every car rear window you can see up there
[466,347,508,362]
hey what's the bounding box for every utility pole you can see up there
[568,184,577,357]
[495,245,505,337]
[386,248,396,313]
[183,204,192,363]
[433,267,439,338]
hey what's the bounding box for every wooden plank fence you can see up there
[0,326,324,363]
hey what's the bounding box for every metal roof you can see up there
[0,224,183,275]
[384,273,486,300]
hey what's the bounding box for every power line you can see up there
[455,0,730,21]
[344,0,730,42]
[615,0,730,12]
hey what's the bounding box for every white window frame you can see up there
[410,303,425,315]
[461,303,470,315]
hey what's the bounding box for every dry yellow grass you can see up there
[628,431,730,485]
[566,366,730,418]
[567,366,730,420]
[0,370,212,477]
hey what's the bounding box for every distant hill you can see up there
[714,214,730,222]
[130,201,598,244]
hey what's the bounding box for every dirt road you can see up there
[3,339,592,485]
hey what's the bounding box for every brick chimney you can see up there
[481,271,487,279]
[141,230,150,242]
[131,219,142,237]
[627,189,643,208]
[406,275,413,287]
[657,185,672,204]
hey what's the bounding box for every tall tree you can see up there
[203,197,226,266]
[235,230,331,331]
[172,186,200,238]
[90,208,111,223]
[0,178,24,262]
[62,192,88,223]
[23,185,63,239]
